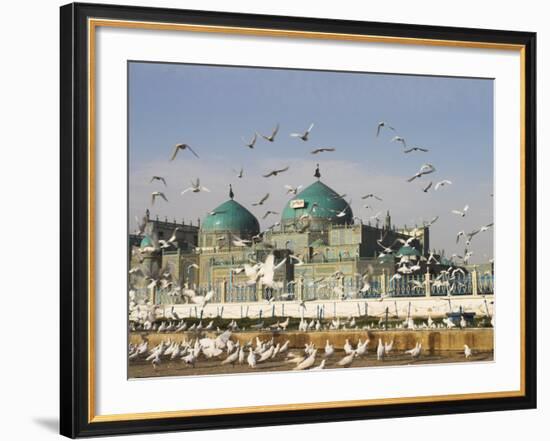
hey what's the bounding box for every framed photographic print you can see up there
[60,2,537,438]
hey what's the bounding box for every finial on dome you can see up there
[314,163,321,179]
[229,184,234,200]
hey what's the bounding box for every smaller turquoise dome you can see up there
[397,245,421,257]
[140,236,153,248]
[202,199,260,235]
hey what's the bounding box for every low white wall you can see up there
[158,295,494,320]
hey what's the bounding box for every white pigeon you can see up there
[170,143,199,160]
[280,340,290,353]
[247,348,257,368]
[242,133,257,149]
[337,351,357,367]
[232,235,252,247]
[233,167,244,178]
[202,346,223,358]
[252,193,270,206]
[256,254,287,288]
[151,354,161,369]
[343,339,353,355]
[221,348,240,366]
[376,121,395,137]
[290,123,314,141]
[226,340,235,354]
[377,338,385,360]
[451,205,469,217]
[435,180,452,190]
[181,352,197,367]
[151,191,168,205]
[405,342,422,358]
[404,146,429,153]
[181,178,210,195]
[128,350,140,361]
[271,343,281,359]
[464,344,472,359]
[150,175,167,186]
[258,345,275,362]
[286,354,306,366]
[480,222,494,232]
[284,184,303,195]
[390,273,402,283]
[407,163,436,182]
[214,330,232,349]
[294,349,317,370]
[259,123,280,142]
[184,290,214,308]
[279,318,290,331]
[324,340,334,358]
[356,339,369,356]
[170,344,183,360]
[391,135,407,147]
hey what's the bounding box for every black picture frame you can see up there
[60,2,537,438]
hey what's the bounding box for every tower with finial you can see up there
[314,163,321,180]
[385,210,391,230]
[229,184,234,200]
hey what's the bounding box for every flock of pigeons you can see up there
[133,119,496,317]
[129,316,476,372]
[129,294,484,374]
[146,119,493,263]
[147,121,353,227]
[130,242,290,309]
[371,121,494,287]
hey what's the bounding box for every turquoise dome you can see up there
[201,199,260,235]
[140,235,153,248]
[281,181,353,227]
[397,245,421,257]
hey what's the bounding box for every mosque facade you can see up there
[129,172,464,305]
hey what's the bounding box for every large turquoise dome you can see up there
[201,199,260,235]
[281,181,353,228]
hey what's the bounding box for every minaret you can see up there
[385,210,391,230]
[229,184,234,200]
[314,163,321,180]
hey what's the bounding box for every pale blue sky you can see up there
[129,62,494,261]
